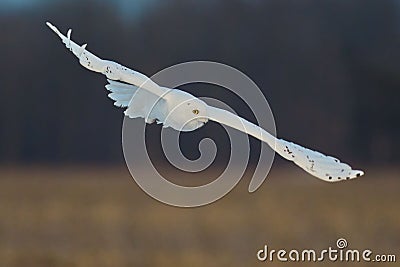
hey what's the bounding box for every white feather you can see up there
[104,80,138,108]
[46,22,167,97]
[206,106,364,183]
[47,21,364,186]
[275,139,363,182]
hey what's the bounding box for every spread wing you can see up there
[206,106,364,183]
[46,22,168,97]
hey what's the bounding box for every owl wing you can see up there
[206,106,364,185]
[46,22,168,98]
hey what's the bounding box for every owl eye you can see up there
[192,109,199,115]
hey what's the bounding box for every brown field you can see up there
[0,165,399,267]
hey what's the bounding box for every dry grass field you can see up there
[0,165,399,267]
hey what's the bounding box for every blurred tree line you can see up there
[0,0,399,165]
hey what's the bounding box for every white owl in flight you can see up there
[46,22,364,183]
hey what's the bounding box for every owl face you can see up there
[164,97,209,132]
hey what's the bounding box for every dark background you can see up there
[1,0,399,165]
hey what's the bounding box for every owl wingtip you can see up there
[355,170,364,177]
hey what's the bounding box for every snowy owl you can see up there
[46,22,364,182]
